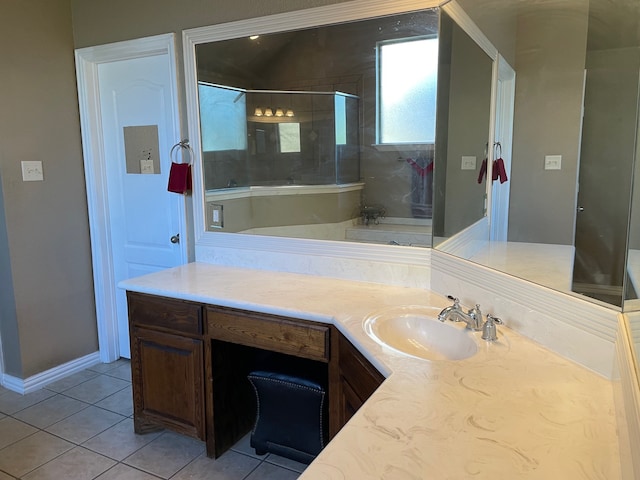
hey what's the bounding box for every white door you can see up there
[76,34,188,361]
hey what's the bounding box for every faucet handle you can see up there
[482,314,502,341]
[446,295,460,306]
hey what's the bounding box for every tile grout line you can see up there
[0,363,304,479]
[0,370,135,479]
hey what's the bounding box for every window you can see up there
[335,94,347,145]
[377,36,439,144]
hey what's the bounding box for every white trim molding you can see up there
[2,352,101,394]
[75,33,185,363]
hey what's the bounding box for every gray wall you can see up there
[72,0,347,49]
[443,24,493,236]
[508,4,589,244]
[0,0,98,377]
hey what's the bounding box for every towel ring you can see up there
[170,139,194,165]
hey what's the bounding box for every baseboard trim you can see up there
[1,351,101,394]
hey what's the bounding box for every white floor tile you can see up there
[45,405,125,444]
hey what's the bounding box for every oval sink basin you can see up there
[364,306,478,361]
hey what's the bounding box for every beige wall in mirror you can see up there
[443,0,640,314]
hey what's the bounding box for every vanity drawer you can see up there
[128,292,203,336]
[207,307,330,362]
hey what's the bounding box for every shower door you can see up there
[571,52,640,306]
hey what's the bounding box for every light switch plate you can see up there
[544,155,562,170]
[21,161,44,181]
[461,156,477,170]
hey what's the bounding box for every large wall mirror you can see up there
[436,0,640,311]
[184,0,495,266]
[449,0,640,381]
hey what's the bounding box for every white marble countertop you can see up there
[119,262,621,479]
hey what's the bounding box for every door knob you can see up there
[170,234,180,244]
[577,206,585,213]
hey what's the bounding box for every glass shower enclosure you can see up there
[198,83,360,191]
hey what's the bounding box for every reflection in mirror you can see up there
[438,0,640,312]
[193,8,493,248]
[573,0,640,307]
[195,11,439,246]
[627,106,640,311]
[199,85,359,191]
[432,10,493,244]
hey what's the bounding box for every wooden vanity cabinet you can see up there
[128,292,205,440]
[127,292,384,458]
[336,333,386,426]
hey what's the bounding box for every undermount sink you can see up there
[363,305,478,361]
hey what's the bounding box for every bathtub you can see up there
[345,218,432,247]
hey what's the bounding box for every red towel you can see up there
[492,158,508,184]
[406,158,434,177]
[477,158,487,184]
[167,162,192,194]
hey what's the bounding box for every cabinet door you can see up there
[131,327,205,439]
[339,375,364,424]
[337,334,385,427]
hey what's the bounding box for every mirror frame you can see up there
[183,0,499,267]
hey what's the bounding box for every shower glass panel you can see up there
[199,83,360,190]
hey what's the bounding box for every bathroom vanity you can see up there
[120,262,621,479]
[127,287,384,458]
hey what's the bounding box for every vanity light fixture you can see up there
[252,106,294,118]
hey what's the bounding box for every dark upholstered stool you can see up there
[247,370,327,464]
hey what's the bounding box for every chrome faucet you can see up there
[482,314,503,341]
[438,296,483,331]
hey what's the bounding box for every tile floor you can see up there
[0,359,306,479]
